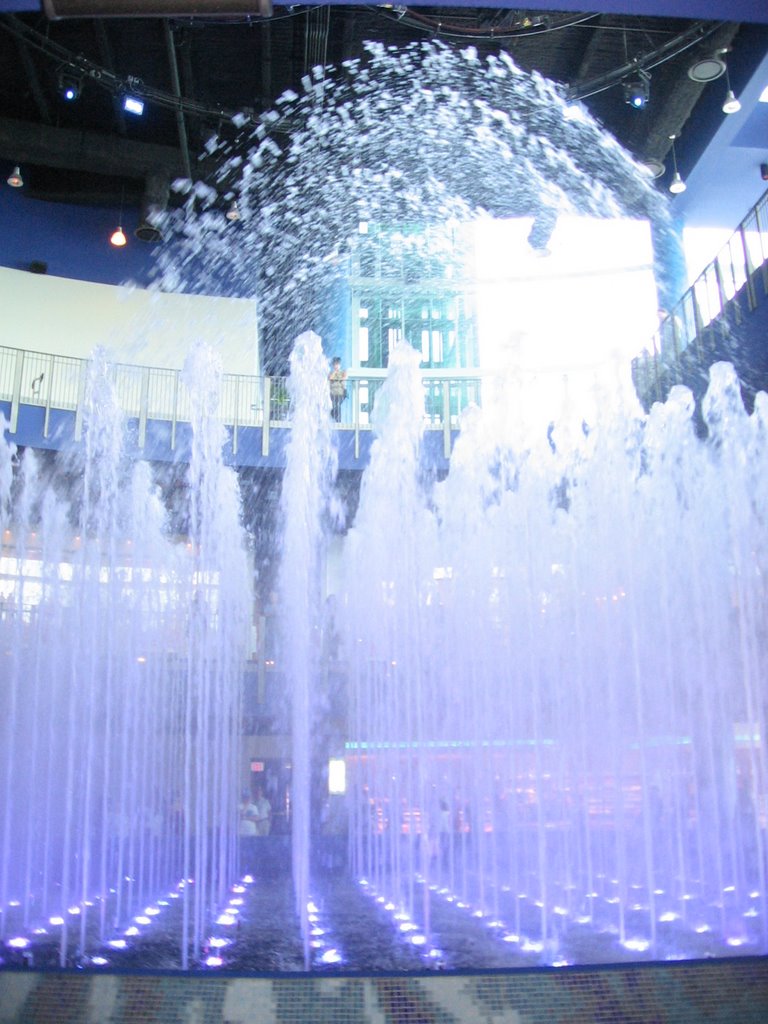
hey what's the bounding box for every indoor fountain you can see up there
[0,39,765,972]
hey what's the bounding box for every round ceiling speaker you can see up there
[687,55,726,83]
[639,158,666,180]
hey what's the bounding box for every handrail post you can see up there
[232,375,240,457]
[442,379,451,459]
[43,353,54,438]
[262,376,271,457]
[138,366,150,449]
[739,223,758,312]
[9,348,24,433]
[74,359,88,443]
[755,200,768,295]
[353,378,360,461]
[170,370,179,452]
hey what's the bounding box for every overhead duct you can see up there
[0,116,185,183]
[43,0,273,17]
[135,170,170,243]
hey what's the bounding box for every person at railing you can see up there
[328,356,347,422]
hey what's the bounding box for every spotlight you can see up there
[110,225,127,248]
[7,165,23,188]
[57,68,83,102]
[123,96,144,117]
[225,200,240,222]
[623,70,650,109]
[722,66,741,115]
[722,89,741,115]
[668,134,686,195]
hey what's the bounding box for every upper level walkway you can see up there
[632,187,768,416]
[3,189,767,469]
[0,344,480,470]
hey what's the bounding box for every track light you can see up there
[57,68,83,102]
[7,165,23,188]
[623,69,650,109]
[722,66,741,115]
[123,96,145,117]
[668,135,686,195]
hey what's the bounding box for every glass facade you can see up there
[349,223,479,372]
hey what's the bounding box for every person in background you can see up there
[253,784,272,836]
[328,356,347,422]
[239,788,259,873]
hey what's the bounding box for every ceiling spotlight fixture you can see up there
[722,65,741,115]
[7,165,23,188]
[110,184,127,247]
[123,96,145,117]
[225,200,240,222]
[57,68,83,102]
[668,135,686,195]
[623,69,650,109]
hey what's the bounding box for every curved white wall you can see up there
[0,267,259,375]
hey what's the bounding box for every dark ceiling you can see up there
[0,6,763,214]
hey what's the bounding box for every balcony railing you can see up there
[9,185,767,459]
[633,187,768,405]
[0,343,482,459]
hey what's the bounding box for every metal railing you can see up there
[0,344,482,460]
[634,188,768,404]
[11,188,766,452]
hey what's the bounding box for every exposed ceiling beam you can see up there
[573,16,612,85]
[94,19,127,135]
[0,114,185,178]
[628,21,741,161]
[164,18,193,180]
[13,29,52,124]
[43,0,273,17]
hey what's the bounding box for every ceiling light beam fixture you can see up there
[722,65,741,115]
[123,95,145,116]
[57,67,83,101]
[668,135,686,195]
[110,183,127,247]
[622,69,651,109]
[7,165,23,188]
